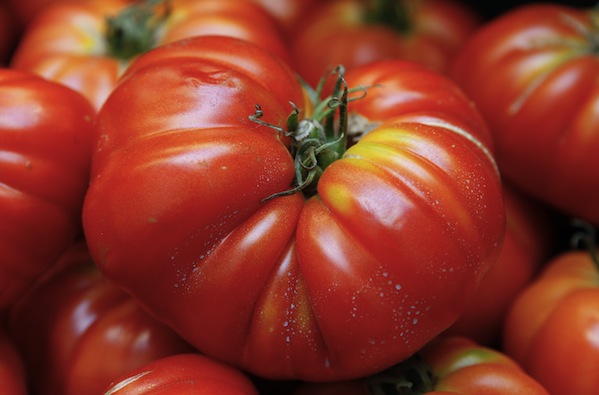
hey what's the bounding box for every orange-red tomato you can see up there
[503,248,599,395]
[292,0,480,87]
[10,0,290,111]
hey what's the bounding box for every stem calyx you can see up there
[105,0,170,61]
[365,354,436,395]
[250,66,370,201]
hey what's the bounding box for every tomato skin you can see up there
[83,36,504,381]
[7,0,106,28]
[0,68,95,309]
[294,336,549,395]
[450,3,599,225]
[245,0,319,37]
[0,3,18,64]
[421,337,549,394]
[7,242,193,395]
[503,250,599,395]
[0,328,27,395]
[342,59,493,144]
[10,0,290,111]
[103,353,259,395]
[292,0,480,87]
[443,185,557,346]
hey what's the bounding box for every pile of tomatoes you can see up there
[1,0,598,394]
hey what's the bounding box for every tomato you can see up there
[103,353,259,395]
[82,35,504,381]
[10,0,290,111]
[291,0,481,87]
[0,327,27,395]
[0,68,95,309]
[449,3,599,225]
[443,184,557,346]
[294,336,549,394]
[7,241,193,395]
[503,245,599,395]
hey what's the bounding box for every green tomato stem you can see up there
[250,66,366,201]
[365,354,436,395]
[570,218,599,269]
[105,0,170,61]
[364,0,413,34]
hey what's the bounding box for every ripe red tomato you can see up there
[0,328,27,395]
[503,246,599,395]
[0,68,95,309]
[443,184,557,346]
[10,0,290,111]
[292,0,480,87]
[82,36,504,381]
[103,353,259,395]
[7,242,193,395]
[294,336,550,395]
[450,3,599,225]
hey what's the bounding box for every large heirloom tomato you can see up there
[104,353,259,395]
[294,336,550,395]
[82,35,505,381]
[7,242,193,395]
[291,0,480,87]
[10,0,289,111]
[0,69,95,309]
[503,245,599,395]
[450,3,599,225]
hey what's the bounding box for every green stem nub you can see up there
[365,354,436,395]
[570,218,599,268]
[105,0,170,60]
[364,0,413,34]
[250,67,352,201]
